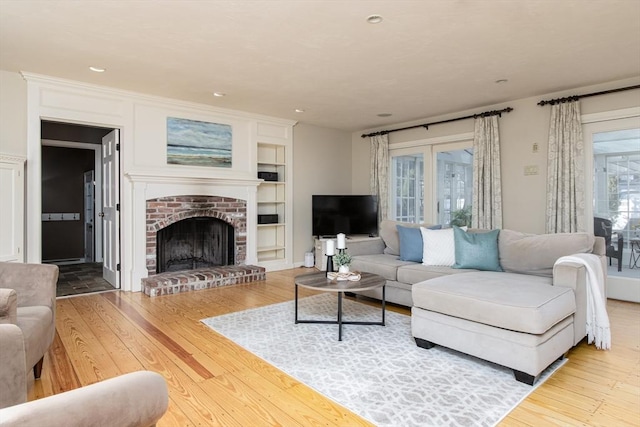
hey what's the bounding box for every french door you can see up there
[584,114,640,301]
[389,137,473,225]
[433,143,473,227]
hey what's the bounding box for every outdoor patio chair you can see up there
[594,217,624,272]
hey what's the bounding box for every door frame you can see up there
[27,120,121,289]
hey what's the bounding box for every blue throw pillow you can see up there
[453,226,503,271]
[397,224,441,262]
[397,225,423,262]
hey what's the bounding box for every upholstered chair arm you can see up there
[0,371,169,427]
[592,236,606,256]
[0,289,18,324]
[553,262,587,346]
[0,324,28,409]
[0,263,58,310]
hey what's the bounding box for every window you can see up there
[391,154,424,223]
[436,149,473,226]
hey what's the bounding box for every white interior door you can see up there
[102,130,120,287]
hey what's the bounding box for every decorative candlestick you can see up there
[325,239,335,277]
[326,239,335,255]
[325,254,334,277]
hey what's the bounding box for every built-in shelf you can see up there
[256,139,291,269]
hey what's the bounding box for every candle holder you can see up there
[325,254,334,277]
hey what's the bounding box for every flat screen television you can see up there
[312,195,378,237]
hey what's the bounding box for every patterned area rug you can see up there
[201,294,565,427]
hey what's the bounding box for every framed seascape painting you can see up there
[166,117,232,167]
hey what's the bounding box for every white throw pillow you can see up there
[420,227,466,266]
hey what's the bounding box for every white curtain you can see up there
[370,134,389,223]
[545,100,585,233]
[471,115,503,229]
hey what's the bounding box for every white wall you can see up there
[0,71,27,156]
[4,68,638,269]
[0,69,353,273]
[2,72,295,290]
[352,77,640,234]
[292,123,352,261]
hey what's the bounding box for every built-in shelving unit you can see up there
[256,126,293,270]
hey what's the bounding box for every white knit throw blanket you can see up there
[555,254,611,350]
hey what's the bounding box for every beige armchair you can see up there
[0,261,169,426]
[0,333,168,427]
[0,261,58,407]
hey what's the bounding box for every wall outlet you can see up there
[532,143,539,153]
[524,165,539,176]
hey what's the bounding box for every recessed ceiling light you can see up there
[294,108,305,113]
[213,92,226,97]
[377,113,392,117]
[89,66,106,73]
[366,14,383,24]
[495,79,508,84]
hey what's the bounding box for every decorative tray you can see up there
[327,271,362,281]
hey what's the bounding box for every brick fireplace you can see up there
[141,195,265,296]
[126,172,263,294]
[145,195,247,274]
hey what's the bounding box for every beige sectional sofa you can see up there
[346,220,606,384]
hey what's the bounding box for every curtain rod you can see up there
[360,107,513,138]
[537,84,640,106]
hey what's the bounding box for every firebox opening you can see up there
[156,217,234,274]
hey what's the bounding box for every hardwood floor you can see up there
[30,268,639,426]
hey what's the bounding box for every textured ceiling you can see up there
[1,0,639,131]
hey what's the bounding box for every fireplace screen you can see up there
[156,217,234,273]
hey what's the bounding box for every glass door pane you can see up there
[436,149,473,226]
[390,154,424,223]
[593,128,640,245]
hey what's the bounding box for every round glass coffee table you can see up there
[294,271,386,341]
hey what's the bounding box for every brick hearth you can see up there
[142,265,266,297]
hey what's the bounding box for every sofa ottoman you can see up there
[411,271,577,384]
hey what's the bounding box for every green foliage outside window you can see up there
[450,206,472,227]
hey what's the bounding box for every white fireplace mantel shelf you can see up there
[126,169,262,187]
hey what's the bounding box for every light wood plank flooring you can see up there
[30,268,639,426]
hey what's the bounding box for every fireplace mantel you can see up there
[127,168,260,293]
[126,170,262,187]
